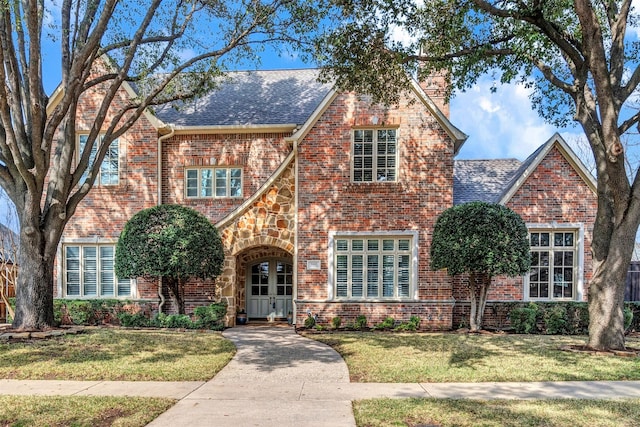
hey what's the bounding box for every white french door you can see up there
[246,260,293,318]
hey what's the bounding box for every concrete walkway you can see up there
[1,325,640,426]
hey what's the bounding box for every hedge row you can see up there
[507,301,640,335]
[7,299,227,331]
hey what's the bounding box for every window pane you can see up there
[117,278,131,297]
[530,233,539,246]
[367,255,379,297]
[66,246,80,296]
[336,255,348,297]
[230,168,242,197]
[565,233,574,247]
[554,233,563,247]
[367,240,379,251]
[100,247,115,296]
[352,255,363,297]
[100,140,119,185]
[201,169,213,197]
[383,240,394,251]
[398,255,410,297]
[186,170,198,197]
[352,240,363,251]
[83,247,97,296]
[540,233,549,246]
[336,240,348,251]
[382,255,395,297]
[215,169,227,197]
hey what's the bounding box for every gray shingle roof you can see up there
[453,159,522,205]
[153,69,333,127]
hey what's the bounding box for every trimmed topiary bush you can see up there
[115,205,224,315]
[431,202,530,331]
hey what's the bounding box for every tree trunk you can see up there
[166,277,185,315]
[469,274,479,331]
[587,225,634,350]
[468,272,491,332]
[12,229,55,330]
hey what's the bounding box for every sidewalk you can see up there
[0,326,639,426]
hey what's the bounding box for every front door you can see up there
[247,260,293,319]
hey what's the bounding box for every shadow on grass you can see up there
[0,328,235,380]
[311,331,640,382]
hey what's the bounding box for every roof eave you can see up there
[171,123,299,135]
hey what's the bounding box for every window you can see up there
[78,135,119,186]
[332,235,413,299]
[64,245,131,297]
[352,129,397,182]
[528,231,577,299]
[185,167,242,198]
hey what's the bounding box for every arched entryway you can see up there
[246,259,293,319]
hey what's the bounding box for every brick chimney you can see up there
[418,71,450,119]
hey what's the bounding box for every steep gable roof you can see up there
[453,158,522,205]
[497,133,596,204]
[153,69,334,128]
[454,133,596,205]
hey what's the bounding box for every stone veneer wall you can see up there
[215,161,296,324]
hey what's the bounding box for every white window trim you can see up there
[184,166,243,199]
[524,223,585,302]
[57,240,137,299]
[328,230,419,301]
[77,133,121,186]
[351,128,399,183]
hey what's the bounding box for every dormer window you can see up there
[352,129,397,182]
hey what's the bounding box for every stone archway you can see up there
[214,161,296,324]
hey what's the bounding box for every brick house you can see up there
[55,69,597,329]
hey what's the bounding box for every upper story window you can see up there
[79,134,119,186]
[185,167,242,199]
[331,234,416,300]
[528,230,578,300]
[352,129,397,182]
[64,245,132,298]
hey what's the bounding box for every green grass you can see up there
[0,328,236,381]
[310,332,640,382]
[0,395,175,427]
[353,398,640,427]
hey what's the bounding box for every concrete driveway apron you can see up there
[147,325,354,427]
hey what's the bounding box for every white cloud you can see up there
[451,77,559,160]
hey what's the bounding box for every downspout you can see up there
[292,135,299,326]
[156,125,175,313]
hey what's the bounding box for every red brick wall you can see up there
[295,91,457,328]
[162,133,292,222]
[63,88,160,239]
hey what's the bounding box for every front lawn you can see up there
[354,397,640,427]
[309,332,640,382]
[0,328,236,381]
[0,395,175,427]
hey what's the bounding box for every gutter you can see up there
[156,126,175,313]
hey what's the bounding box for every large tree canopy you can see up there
[0,0,331,330]
[316,0,640,350]
[431,202,531,331]
[115,204,224,314]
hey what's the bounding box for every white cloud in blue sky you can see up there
[451,76,582,161]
